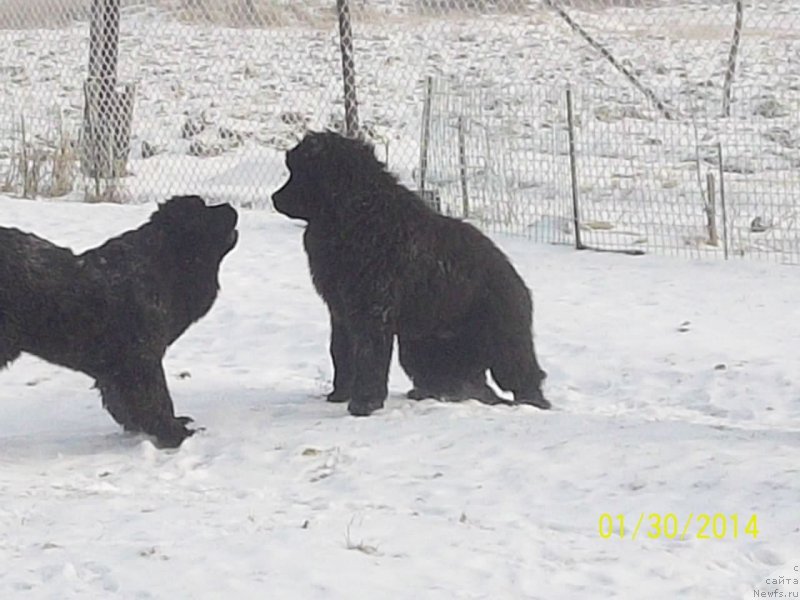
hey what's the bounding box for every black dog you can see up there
[272,131,548,416]
[0,195,238,447]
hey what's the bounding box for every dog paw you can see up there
[347,398,384,417]
[326,389,350,403]
[151,418,196,449]
[471,394,514,406]
[406,387,434,400]
[516,391,551,410]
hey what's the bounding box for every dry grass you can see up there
[84,182,130,204]
[1,113,79,199]
[49,120,79,197]
[344,518,380,556]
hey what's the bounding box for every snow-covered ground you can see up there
[0,195,798,598]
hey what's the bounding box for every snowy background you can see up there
[0,195,798,598]
[1,0,800,260]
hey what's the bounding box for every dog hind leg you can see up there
[399,334,507,404]
[490,334,549,409]
[0,314,22,369]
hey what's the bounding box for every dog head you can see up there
[271,131,385,221]
[152,195,239,264]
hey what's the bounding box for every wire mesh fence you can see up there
[426,80,800,263]
[0,0,798,262]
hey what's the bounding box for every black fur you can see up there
[272,131,548,416]
[0,195,238,447]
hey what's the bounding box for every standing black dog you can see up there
[0,195,238,447]
[272,131,548,416]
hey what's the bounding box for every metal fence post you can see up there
[336,0,360,138]
[566,87,584,251]
[82,0,134,182]
[419,76,434,195]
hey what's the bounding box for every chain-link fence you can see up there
[1,1,799,262]
[426,81,800,262]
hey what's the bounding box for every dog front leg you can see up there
[97,360,195,448]
[347,319,393,417]
[327,313,355,403]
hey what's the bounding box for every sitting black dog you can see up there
[0,195,238,447]
[272,131,548,417]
